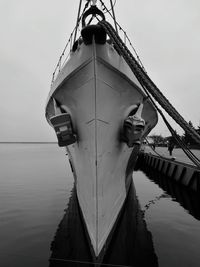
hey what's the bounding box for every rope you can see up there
[99,0,145,70]
[97,20,200,168]
[140,80,200,168]
[49,257,134,267]
[142,82,200,167]
[98,20,200,145]
[161,113,200,168]
[100,0,117,14]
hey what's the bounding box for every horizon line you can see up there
[0,141,57,144]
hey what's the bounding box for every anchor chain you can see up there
[99,20,200,145]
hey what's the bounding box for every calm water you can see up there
[0,144,74,267]
[0,144,200,267]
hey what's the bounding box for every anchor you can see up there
[123,103,145,147]
[50,98,77,147]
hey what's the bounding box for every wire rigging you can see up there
[109,0,118,33]
[99,0,146,70]
[51,0,90,83]
[100,0,117,14]
[99,21,200,143]
[98,19,200,169]
[73,0,83,45]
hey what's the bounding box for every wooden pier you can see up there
[138,147,200,192]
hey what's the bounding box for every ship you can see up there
[45,0,158,260]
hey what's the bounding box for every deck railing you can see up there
[51,2,146,84]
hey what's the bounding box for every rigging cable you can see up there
[101,0,117,14]
[110,0,118,33]
[132,59,200,168]
[143,86,200,168]
[132,67,200,168]
[98,20,200,146]
[97,20,200,169]
[52,0,91,83]
[73,0,83,45]
[99,0,146,71]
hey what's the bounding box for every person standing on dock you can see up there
[168,140,175,156]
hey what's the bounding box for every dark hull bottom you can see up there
[49,181,158,267]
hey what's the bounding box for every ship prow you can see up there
[45,2,158,259]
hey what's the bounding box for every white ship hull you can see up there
[46,41,158,257]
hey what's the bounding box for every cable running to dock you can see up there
[99,20,200,145]
[98,19,200,168]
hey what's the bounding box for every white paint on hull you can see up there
[46,42,158,256]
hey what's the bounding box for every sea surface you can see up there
[0,144,200,267]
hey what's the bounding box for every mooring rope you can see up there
[99,20,200,146]
[99,0,146,71]
[98,19,200,169]
[141,82,200,168]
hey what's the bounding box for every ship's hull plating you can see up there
[46,42,158,257]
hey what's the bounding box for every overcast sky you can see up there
[0,0,200,141]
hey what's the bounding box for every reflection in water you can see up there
[49,187,93,267]
[137,162,200,221]
[49,182,158,267]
